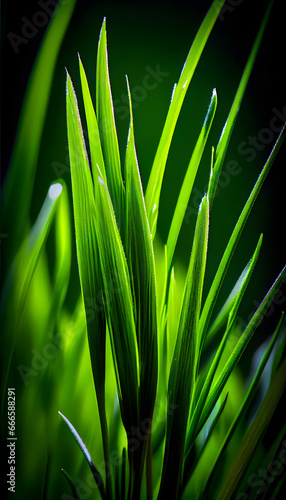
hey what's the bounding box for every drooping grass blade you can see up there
[58,412,106,500]
[145,0,226,239]
[158,195,209,499]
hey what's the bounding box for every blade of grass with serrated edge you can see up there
[208,0,274,206]
[1,0,76,260]
[66,72,112,497]
[196,265,286,445]
[202,314,285,498]
[145,0,226,239]
[58,412,106,500]
[217,355,286,500]
[199,123,286,355]
[124,76,158,496]
[92,163,139,438]
[166,88,217,272]
[96,18,124,225]
[185,233,263,458]
[78,54,107,185]
[158,195,209,499]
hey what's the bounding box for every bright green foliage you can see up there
[1,1,286,500]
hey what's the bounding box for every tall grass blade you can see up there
[199,124,286,352]
[79,54,107,185]
[158,195,209,499]
[66,72,111,495]
[145,0,226,239]
[96,18,124,225]
[1,0,76,259]
[166,88,217,272]
[208,0,274,205]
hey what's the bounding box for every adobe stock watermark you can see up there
[236,440,286,499]
[7,0,71,54]
[214,0,245,21]
[17,270,132,386]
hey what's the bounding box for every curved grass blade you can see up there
[1,0,76,259]
[199,123,286,354]
[197,265,286,443]
[158,195,209,499]
[166,88,217,272]
[78,54,107,185]
[208,0,274,205]
[66,72,112,497]
[217,355,286,500]
[58,412,106,500]
[145,0,226,239]
[201,313,285,498]
[185,233,263,457]
[96,18,124,225]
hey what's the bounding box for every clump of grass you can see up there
[62,1,286,499]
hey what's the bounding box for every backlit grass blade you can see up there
[202,313,285,498]
[58,411,106,500]
[92,163,139,437]
[124,76,158,496]
[185,234,263,456]
[166,88,217,272]
[199,123,286,352]
[158,195,209,499]
[208,0,274,205]
[96,18,124,224]
[61,469,79,500]
[66,72,111,496]
[197,264,286,441]
[78,54,107,185]
[1,0,76,259]
[145,0,226,239]
[217,355,286,500]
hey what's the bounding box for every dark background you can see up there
[1,0,286,339]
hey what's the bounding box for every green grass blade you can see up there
[96,18,124,224]
[125,76,158,423]
[66,72,112,496]
[58,412,106,500]
[185,234,263,456]
[202,313,285,498]
[145,0,226,239]
[92,163,139,437]
[166,88,217,272]
[1,0,76,258]
[217,355,286,500]
[197,265,286,440]
[124,76,158,495]
[61,469,79,500]
[199,123,286,352]
[158,195,209,499]
[208,0,274,205]
[79,54,107,185]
